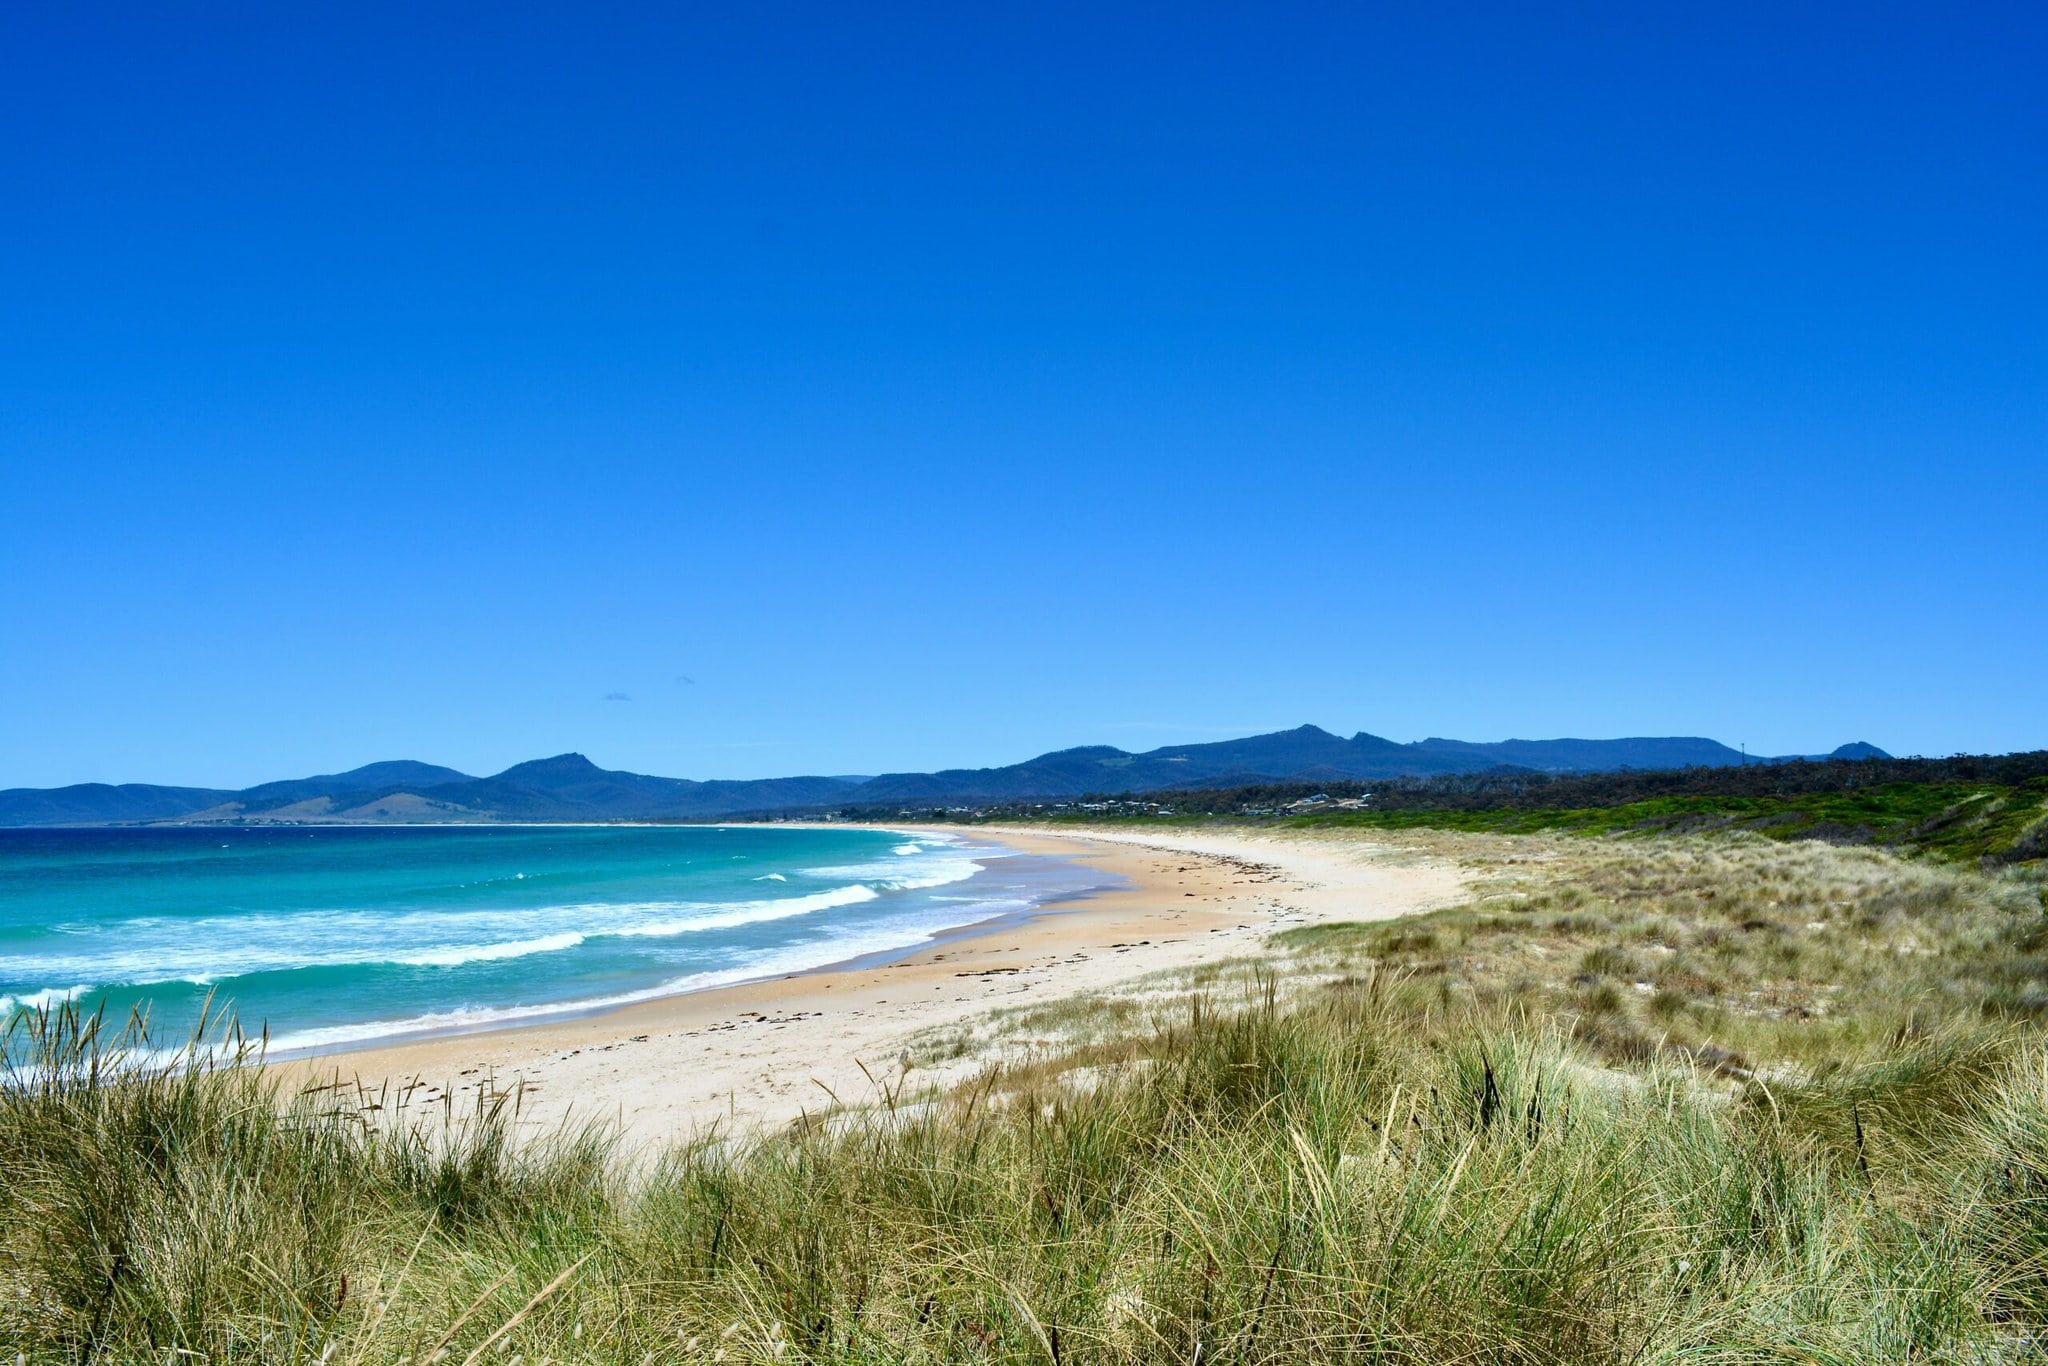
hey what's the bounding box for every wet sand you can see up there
[283,825,1468,1147]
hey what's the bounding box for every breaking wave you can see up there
[0,983,94,1017]
[0,824,1114,1059]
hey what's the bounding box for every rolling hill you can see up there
[0,727,1890,826]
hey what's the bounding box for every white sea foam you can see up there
[801,855,984,893]
[259,897,1004,1056]
[398,932,587,968]
[0,828,1065,1055]
[0,881,904,987]
[0,983,94,1015]
[609,883,880,938]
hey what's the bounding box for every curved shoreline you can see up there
[259,833,1123,1061]
[281,825,1470,1146]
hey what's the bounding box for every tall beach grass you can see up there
[2,831,2044,1363]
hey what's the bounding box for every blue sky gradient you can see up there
[4,3,2043,788]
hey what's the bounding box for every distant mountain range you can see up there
[0,727,1891,827]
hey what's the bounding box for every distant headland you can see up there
[0,726,1891,826]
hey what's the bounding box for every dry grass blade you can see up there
[421,1272,513,1360]
[456,1253,595,1366]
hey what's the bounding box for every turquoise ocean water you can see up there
[0,825,1110,1055]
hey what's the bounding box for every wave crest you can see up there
[0,983,94,1015]
[0,882,898,987]
[399,932,586,968]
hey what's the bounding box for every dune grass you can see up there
[3,833,2047,1362]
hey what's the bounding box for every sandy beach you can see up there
[286,826,1469,1147]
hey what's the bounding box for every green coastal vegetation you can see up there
[1285,754,2048,868]
[859,751,2048,869]
[5,820,2048,1361]
[1291,778,2048,864]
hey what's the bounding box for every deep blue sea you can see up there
[0,825,1108,1055]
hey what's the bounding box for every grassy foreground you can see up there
[4,833,2048,1362]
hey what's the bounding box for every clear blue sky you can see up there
[4,3,2042,789]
